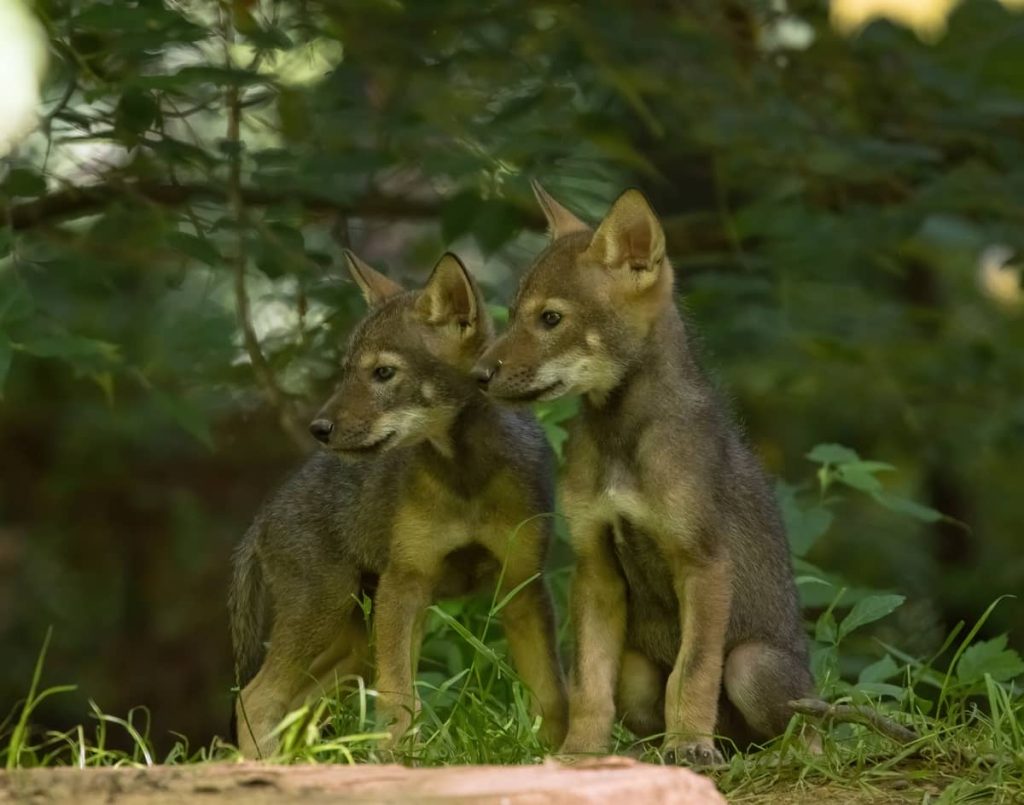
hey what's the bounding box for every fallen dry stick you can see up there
[790,697,919,745]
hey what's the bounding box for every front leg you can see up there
[559,524,627,756]
[497,532,568,748]
[663,556,732,766]
[373,567,434,746]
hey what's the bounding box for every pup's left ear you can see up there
[416,253,482,334]
[584,189,666,278]
[532,180,590,240]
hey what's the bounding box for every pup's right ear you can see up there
[344,250,404,307]
[531,180,589,240]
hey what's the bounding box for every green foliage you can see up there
[957,635,1024,688]
[2,1,1024,794]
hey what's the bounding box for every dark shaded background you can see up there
[2,0,1023,753]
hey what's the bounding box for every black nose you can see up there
[309,419,334,444]
[471,361,499,387]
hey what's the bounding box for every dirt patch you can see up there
[0,757,725,804]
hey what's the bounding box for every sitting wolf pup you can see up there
[230,251,566,758]
[472,185,813,764]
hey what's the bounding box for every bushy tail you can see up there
[228,523,267,688]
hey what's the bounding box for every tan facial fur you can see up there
[474,189,674,405]
[312,252,488,456]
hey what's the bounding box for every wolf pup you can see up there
[472,184,813,764]
[230,251,567,758]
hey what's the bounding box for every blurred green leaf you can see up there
[114,89,161,143]
[165,232,221,266]
[806,444,860,465]
[956,635,1024,686]
[859,654,899,685]
[815,610,837,645]
[150,387,213,449]
[871,492,944,524]
[441,191,480,245]
[19,333,120,366]
[3,168,47,197]
[778,482,833,557]
[473,200,525,256]
[0,336,11,395]
[0,278,33,324]
[838,594,906,641]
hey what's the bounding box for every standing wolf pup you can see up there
[230,252,566,758]
[473,184,813,764]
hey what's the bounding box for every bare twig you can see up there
[789,698,919,745]
[223,3,308,452]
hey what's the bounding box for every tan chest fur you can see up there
[389,465,534,569]
[562,424,703,562]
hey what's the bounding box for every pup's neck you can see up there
[424,392,494,463]
[580,303,710,439]
[586,303,691,406]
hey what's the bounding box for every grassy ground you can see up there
[3,596,1023,804]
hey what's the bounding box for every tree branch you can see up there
[3,181,444,232]
[789,698,919,745]
[4,183,727,259]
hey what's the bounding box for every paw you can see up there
[538,718,568,750]
[375,703,415,750]
[556,737,607,760]
[662,740,724,768]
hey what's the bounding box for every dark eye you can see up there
[540,310,562,329]
[373,366,397,382]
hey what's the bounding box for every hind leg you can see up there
[615,649,665,742]
[235,574,359,758]
[723,641,814,748]
[288,608,371,711]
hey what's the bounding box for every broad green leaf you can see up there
[956,635,1024,685]
[150,387,213,448]
[810,644,839,689]
[852,682,905,700]
[838,594,905,640]
[20,334,120,366]
[836,463,884,493]
[778,482,833,557]
[0,277,33,324]
[441,191,482,245]
[488,304,509,325]
[3,167,47,197]
[806,443,859,465]
[859,654,899,684]
[166,232,221,266]
[540,419,569,460]
[872,492,943,523]
[815,610,837,644]
[536,395,579,427]
[115,89,160,142]
[242,24,293,50]
[473,200,525,256]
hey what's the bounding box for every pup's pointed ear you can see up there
[585,189,666,274]
[532,180,589,240]
[344,250,404,307]
[416,253,480,332]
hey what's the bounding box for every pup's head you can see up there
[473,183,672,403]
[310,251,492,456]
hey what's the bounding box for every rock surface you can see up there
[1,756,726,804]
